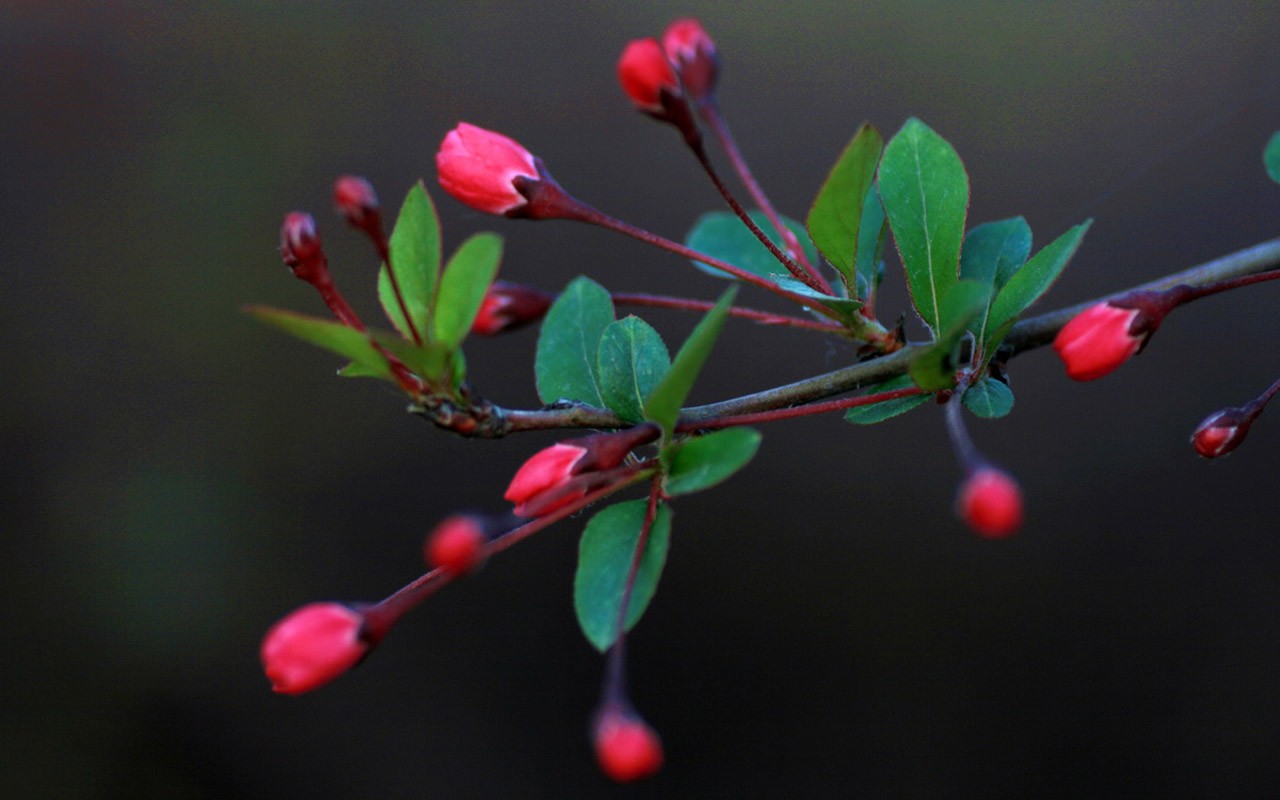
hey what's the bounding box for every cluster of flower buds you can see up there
[617,19,718,145]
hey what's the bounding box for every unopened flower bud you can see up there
[1190,407,1253,458]
[260,602,369,695]
[593,709,664,783]
[279,211,323,275]
[618,38,680,113]
[333,175,380,230]
[471,281,553,336]
[436,123,540,216]
[504,425,660,517]
[424,514,491,575]
[662,18,718,102]
[1052,301,1145,381]
[957,468,1022,538]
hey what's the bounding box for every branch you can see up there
[417,237,1280,436]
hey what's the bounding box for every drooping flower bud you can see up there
[593,708,664,783]
[617,38,680,113]
[471,281,553,336]
[436,122,540,216]
[661,18,718,103]
[1190,407,1253,458]
[956,468,1023,538]
[424,514,491,575]
[504,425,661,517]
[332,175,380,230]
[260,602,370,695]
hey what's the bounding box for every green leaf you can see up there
[574,500,673,652]
[855,185,888,301]
[959,217,1033,344]
[1266,131,1280,185]
[597,317,671,423]
[843,374,931,424]
[772,277,864,324]
[432,232,503,349]
[962,378,1015,419]
[372,332,453,384]
[806,124,884,293]
[908,279,990,391]
[878,118,969,332]
[246,306,392,380]
[378,182,442,341]
[685,211,820,282]
[644,287,737,437]
[985,220,1092,340]
[535,276,615,407]
[663,428,762,496]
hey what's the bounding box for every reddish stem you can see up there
[601,476,663,707]
[611,292,847,333]
[367,215,425,347]
[700,99,824,286]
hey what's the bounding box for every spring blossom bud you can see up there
[424,514,490,575]
[593,710,664,783]
[260,602,368,695]
[1052,302,1144,381]
[436,123,539,216]
[957,468,1023,538]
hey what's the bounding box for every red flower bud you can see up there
[436,122,539,216]
[471,281,553,336]
[424,514,490,575]
[593,710,664,783]
[505,442,590,517]
[279,211,323,275]
[332,175,380,229]
[661,18,718,101]
[504,426,661,517]
[957,468,1023,538]
[617,38,680,113]
[1052,302,1144,381]
[260,602,368,695]
[1190,408,1253,458]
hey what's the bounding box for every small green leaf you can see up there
[772,277,864,324]
[806,124,884,292]
[908,280,990,391]
[378,182,442,341]
[373,333,452,384]
[959,217,1033,344]
[855,186,888,301]
[644,287,737,437]
[1265,132,1280,185]
[685,211,820,282]
[535,277,615,407]
[663,428,762,496]
[879,118,969,332]
[843,374,932,424]
[985,220,1092,341]
[432,232,503,349]
[962,378,1015,419]
[246,306,392,380]
[574,500,672,652]
[597,317,671,423]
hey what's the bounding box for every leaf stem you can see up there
[611,292,848,333]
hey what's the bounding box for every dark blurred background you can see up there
[5,1,1280,797]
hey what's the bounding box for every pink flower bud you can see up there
[279,211,323,274]
[471,281,553,336]
[593,710,664,782]
[617,38,680,113]
[436,122,539,216]
[260,602,368,695]
[661,18,718,101]
[957,468,1023,538]
[333,175,379,229]
[1190,408,1252,458]
[424,514,489,575]
[504,426,661,517]
[1052,302,1144,381]
[504,442,590,517]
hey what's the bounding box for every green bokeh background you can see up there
[5,2,1280,796]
